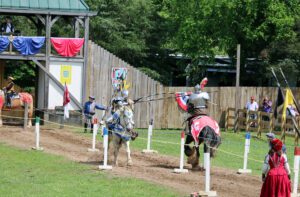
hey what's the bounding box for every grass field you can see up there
[131,129,296,176]
[0,143,179,197]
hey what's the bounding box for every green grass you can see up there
[0,143,179,197]
[131,129,296,176]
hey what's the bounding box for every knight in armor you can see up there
[187,82,209,117]
[3,76,15,107]
[110,86,123,114]
[120,90,134,110]
[83,96,107,133]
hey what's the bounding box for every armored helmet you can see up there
[194,84,201,93]
[121,90,129,99]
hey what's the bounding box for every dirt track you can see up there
[0,126,261,196]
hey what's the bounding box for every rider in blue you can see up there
[84,96,107,133]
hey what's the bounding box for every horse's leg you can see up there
[27,102,33,128]
[184,135,194,156]
[184,135,200,169]
[113,136,121,166]
[124,141,132,166]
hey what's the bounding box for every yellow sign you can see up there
[60,65,72,84]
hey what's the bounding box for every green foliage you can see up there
[4,61,36,93]
[163,0,299,58]
[86,0,154,65]
[162,0,300,85]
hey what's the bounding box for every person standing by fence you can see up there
[260,138,291,197]
[261,97,272,121]
[246,96,259,127]
[83,96,107,133]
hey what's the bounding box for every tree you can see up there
[162,0,300,84]
[86,0,154,66]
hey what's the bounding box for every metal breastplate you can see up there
[188,92,209,109]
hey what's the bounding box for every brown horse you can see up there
[0,89,33,127]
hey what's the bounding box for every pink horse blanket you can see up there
[19,93,33,104]
[0,95,4,108]
[190,116,220,143]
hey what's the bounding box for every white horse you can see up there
[105,105,138,166]
[0,89,33,127]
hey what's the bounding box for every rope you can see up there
[0,113,296,170]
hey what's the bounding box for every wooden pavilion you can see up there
[0,0,96,111]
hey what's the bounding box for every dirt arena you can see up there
[0,126,262,196]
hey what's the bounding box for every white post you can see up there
[174,131,188,173]
[88,118,99,152]
[99,127,112,170]
[292,147,300,197]
[198,152,217,196]
[142,119,158,154]
[238,132,252,174]
[32,117,43,151]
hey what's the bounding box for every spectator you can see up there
[260,138,291,197]
[261,97,272,121]
[1,16,14,34]
[287,104,299,117]
[266,132,286,154]
[83,96,107,133]
[262,97,272,113]
[246,96,259,126]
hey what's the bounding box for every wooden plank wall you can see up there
[85,42,300,129]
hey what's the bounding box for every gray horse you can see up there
[104,105,138,166]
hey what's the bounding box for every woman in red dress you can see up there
[260,138,291,197]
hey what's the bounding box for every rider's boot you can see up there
[90,124,94,133]
[84,123,88,133]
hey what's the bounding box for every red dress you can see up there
[260,153,291,197]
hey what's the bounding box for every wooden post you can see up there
[234,109,239,132]
[257,112,261,137]
[82,16,90,104]
[44,14,51,114]
[23,103,28,129]
[245,110,249,132]
[235,44,241,133]
[268,113,271,133]
[225,108,229,132]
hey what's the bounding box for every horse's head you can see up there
[120,105,138,140]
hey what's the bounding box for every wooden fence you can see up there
[225,108,300,144]
[85,41,300,129]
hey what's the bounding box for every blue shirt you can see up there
[84,101,106,115]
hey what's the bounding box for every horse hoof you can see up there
[127,161,133,166]
[113,162,118,167]
[191,166,203,171]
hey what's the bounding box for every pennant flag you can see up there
[282,89,295,122]
[63,83,71,119]
[274,87,284,119]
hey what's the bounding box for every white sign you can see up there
[48,61,83,110]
